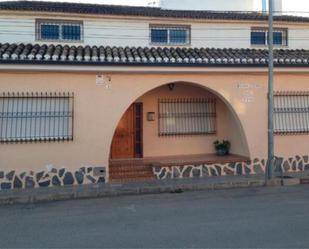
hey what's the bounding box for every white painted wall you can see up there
[256,0,283,14]
[0,14,309,49]
[160,0,255,11]
[84,20,148,47]
[0,16,35,44]
[274,0,283,13]
[191,23,251,48]
[288,28,309,48]
[160,0,282,15]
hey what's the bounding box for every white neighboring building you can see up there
[0,0,308,49]
[159,0,255,11]
[159,0,284,13]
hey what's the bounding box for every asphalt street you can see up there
[1,185,309,248]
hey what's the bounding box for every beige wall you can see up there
[0,70,308,178]
[274,73,309,157]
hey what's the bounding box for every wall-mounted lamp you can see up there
[147,112,155,121]
[167,83,175,91]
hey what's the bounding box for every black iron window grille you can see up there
[274,92,309,135]
[158,98,216,136]
[150,25,191,45]
[36,19,83,42]
[0,92,74,143]
[251,27,288,46]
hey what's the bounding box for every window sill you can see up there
[0,137,73,143]
[36,39,83,44]
[251,45,288,49]
[159,132,216,137]
[150,43,191,47]
[274,132,309,136]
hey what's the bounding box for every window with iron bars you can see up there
[251,28,288,46]
[274,92,309,135]
[158,98,216,136]
[36,19,83,42]
[0,92,74,143]
[150,25,191,45]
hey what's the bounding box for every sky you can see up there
[0,0,151,5]
[0,0,308,15]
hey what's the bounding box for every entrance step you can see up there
[109,171,154,176]
[110,175,155,183]
[110,166,152,173]
[109,163,155,182]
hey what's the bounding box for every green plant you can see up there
[213,140,231,155]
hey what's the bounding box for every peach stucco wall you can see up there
[273,73,309,157]
[0,70,308,177]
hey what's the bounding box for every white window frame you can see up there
[251,27,288,47]
[36,19,84,42]
[150,25,191,45]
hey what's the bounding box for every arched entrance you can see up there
[109,82,250,182]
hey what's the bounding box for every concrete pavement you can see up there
[0,175,280,205]
[0,185,309,248]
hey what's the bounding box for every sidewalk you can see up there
[0,174,284,205]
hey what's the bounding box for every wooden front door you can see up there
[111,105,135,159]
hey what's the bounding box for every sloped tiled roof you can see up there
[1,1,309,23]
[1,43,309,67]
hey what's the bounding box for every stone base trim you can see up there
[0,165,106,190]
[152,155,309,180]
[1,155,309,190]
[276,155,309,173]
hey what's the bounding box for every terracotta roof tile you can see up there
[1,43,309,67]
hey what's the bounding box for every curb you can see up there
[0,177,282,205]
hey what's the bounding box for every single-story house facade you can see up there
[0,2,309,189]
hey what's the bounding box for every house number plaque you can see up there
[96,74,112,89]
[237,83,260,103]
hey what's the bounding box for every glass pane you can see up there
[170,29,187,44]
[151,29,168,43]
[251,31,266,45]
[62,25,81,41]
[273,32,283,45]
[41,24,60,40]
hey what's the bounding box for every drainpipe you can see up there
[267,0,274,182]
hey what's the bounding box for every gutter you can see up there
[1,62,309,73]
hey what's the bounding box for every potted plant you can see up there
[213,140,231,156]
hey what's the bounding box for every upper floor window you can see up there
[251,28,288,46]
[36,19,83,42]
[150,25,190,45]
